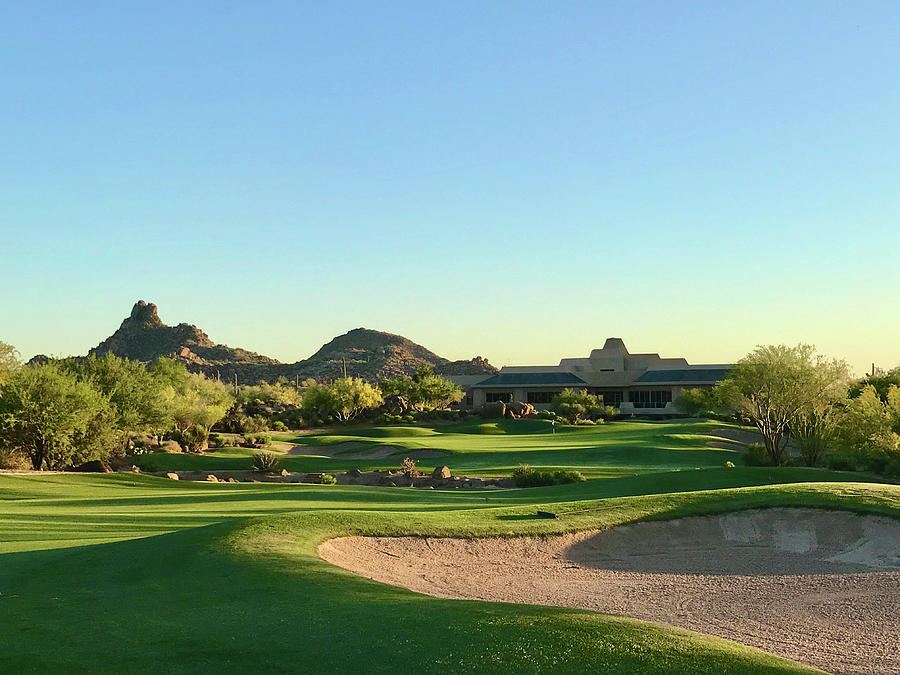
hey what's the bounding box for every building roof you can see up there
[473,372,587,387]
[631,368,731,384]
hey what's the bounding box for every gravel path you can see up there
[319,509,900,675]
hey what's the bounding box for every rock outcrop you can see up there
[87,301,498,384]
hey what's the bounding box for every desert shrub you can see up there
[400,457,421,478]
[743,443,773,466]
[172,426,209,453]
[513,463,533,480]
[402,414,415,424]
[253,434,272,447]
[271,420,287,432]
[251,451,281,473]
[554,470,586,483]
[576,418,596,425]
[725,460,735,468]
[208,433,225,448]
[0,447,30,470]
[244,415,269,433]
[513,463,585,487]
[823,451,857,472]
[319,473,337,485]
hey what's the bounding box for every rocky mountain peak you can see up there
[128,300,163,328]
[87,302,496,382]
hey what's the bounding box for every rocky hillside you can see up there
[88,301,497,383]
[297,327,497,381]
[90,301,278,369]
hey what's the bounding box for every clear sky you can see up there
[1,2,898,375]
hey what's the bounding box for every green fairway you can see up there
[3,420,898,673]
[134,418,757,478]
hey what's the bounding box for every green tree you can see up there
[673,387,719,417]
[381,370,463,412]
[837,384,900,452]
[151,358,233,439]
[551,388,601,424]
[66,353,172,448]
[302,377,382,423]
[849,366,900,401]
[716,344,851,466]
[0,341,21,386]
[0,363,111,470]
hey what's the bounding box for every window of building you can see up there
[526,391,561,404]
[597,390,623,407]
[485,391,513,403]
[629,390,672,408]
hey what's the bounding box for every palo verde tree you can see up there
[65,353,173,451]
[836,384,900,461]
[673,387,720,418]
[380,367,463,412]
[151,358,233,451]
[0,341,21,386]
[551,388,616,424]
[0,361,111,470]
[849,366,900,402]
[302,377,382,423]
[716,344,851,466]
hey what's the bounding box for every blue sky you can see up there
[1,1,898,374]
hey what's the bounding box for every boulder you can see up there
[227,477,237,483]
[130,465,141,473]
[432,466,452,479]
[280,468,289,477]
[507,401,535,419]
[206,474,219,483]
[481,401,506,418]
[165,472,179,480]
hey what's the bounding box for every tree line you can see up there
[0,343,463,470]
[675,344,900,475]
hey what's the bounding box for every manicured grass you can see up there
[4,419,896,672]
[4,473,884,672]
[135,418,755,477]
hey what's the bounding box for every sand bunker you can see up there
[320,509,900,675]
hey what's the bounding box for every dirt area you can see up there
[319,509,900,675]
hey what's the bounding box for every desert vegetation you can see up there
[3,335,900,673]
[674,344,900,477]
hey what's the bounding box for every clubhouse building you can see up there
[451,338,730,416]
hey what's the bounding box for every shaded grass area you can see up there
[4,473,885,673]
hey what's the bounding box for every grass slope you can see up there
[3,471,899,672]
[4,419,897,673]
[136,418,755,477]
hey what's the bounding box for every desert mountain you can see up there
[89,301,497,383]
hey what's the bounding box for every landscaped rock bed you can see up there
[149,468,514,489]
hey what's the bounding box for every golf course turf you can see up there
[2,420,898,673]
